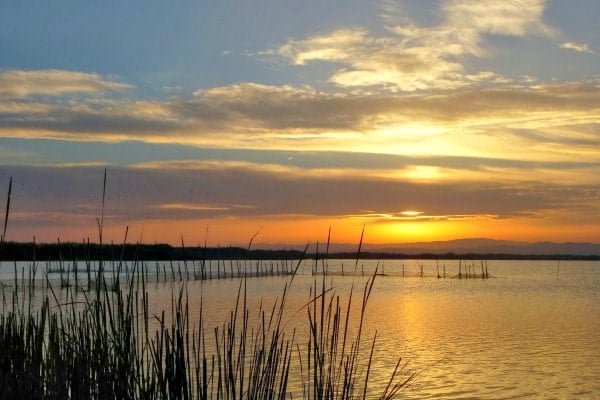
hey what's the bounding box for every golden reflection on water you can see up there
[1,259,599,398]
[364,269,600,399]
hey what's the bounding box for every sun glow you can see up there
[376,124,445,136]
[374,221,438,242]
[400,210,423,217]
[401,165,445,181]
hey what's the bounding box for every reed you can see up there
[0,246,414,399]
[1,177,11,245]
[0,176,414,399]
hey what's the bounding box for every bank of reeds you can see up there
[0,174,414,399]
[0,252,414,399]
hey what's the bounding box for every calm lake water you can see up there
[2,258,599,399]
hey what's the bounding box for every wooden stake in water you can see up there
[481,261,485,279]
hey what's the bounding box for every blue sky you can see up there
[4,1,598,94]
[1,0,599,245]
[2,1,383,94]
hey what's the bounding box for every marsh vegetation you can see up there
[0,242,416,399]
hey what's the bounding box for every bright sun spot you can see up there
[402,166,444,181]
[401,210,423,217]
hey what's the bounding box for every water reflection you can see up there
[1,259,599,398]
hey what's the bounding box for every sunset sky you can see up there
[1,0,599,247]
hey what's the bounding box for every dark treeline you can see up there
[0,241,305,261]
[1,241,599,261]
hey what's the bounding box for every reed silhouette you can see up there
[0,175,415,399]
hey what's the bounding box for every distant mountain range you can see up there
[1,238,599,261]
[269,238,600,256]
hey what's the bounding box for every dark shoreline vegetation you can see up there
[1,177,417,400]
[1,241,598,261]
[0,249,417,399]
[0,174,419,400]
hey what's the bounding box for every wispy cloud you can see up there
[441,0,552,37]
[275,0,552,91]
[1,156,598,243]
[158,202,254,212]
[129,154,600,187]
[0,70,132,99]
[560,42,595,54]
[1,164,586,222]
[346,212,501,224]
[2,77,599,167]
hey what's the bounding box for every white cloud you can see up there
[274,0,553,92]
[560,42,595,54]
[278,29,370,65]
[443,0,553,37]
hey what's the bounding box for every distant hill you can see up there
[265,238,600,257]
[1,238,599,261]
[363,238,600,256]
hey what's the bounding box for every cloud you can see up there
[2,78,600,168]
[0,70,132,99]
[442,0,552,37]
[185,82,600,136]
[346,212,501,224]
[130,151,600,187]
[278,29,370,66]
[0,164,585,223]
[560,42,595,54]
[277,27,468,91]
[0,98,182,138]
[158,202,255,212]
[274,0,553,91]
[2,154,599,242]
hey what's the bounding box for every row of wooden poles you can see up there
[2,257,299,294]
[2,256,491,295]
[311,259,491,279]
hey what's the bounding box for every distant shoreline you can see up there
[1,241,598,261]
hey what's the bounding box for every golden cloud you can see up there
[1,78,599,169]
[346,212,501,224]
[0,69,132,98]
[159,203,237,212]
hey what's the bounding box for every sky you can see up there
[1,0,599,247]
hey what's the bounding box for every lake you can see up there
[1,258,599,399]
